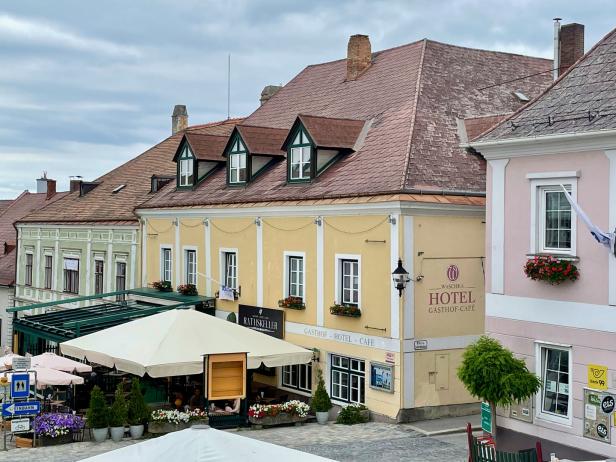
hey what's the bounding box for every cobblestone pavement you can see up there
[0,422,468,462]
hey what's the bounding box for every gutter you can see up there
[470,128,616,150]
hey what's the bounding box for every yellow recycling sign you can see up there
[588,364,608,390]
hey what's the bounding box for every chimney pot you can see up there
[347,34,371,81]
[172,105,189,134]
[558,23,584,77]
[260,85,282,105]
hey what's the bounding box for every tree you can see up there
[457,336,540,443]
[127,378,150,425]
[311,369,332,413]
[109,383,128,427]
[87,385,109,429]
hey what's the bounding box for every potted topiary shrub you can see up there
[109,384,128,442]
[87,386,109,443]
[311,369,332,425]
[127,378,149,439]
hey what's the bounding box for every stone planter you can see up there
[110,426,125,442]
[129,424,144,439]
[148,419,208,434]
[315,411,329,425]
[92,427,109,443]
[39,433,73,446]
[249,412,308,428]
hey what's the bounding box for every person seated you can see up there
[189,388,206,410]
[172,391,184,410]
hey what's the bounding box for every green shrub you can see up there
[108,384,128,427]
[335,403,368,425]
[127,378,149,425]
[311,369,332,413]
[87,386,109,429]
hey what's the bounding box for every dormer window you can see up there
[178,146,194,187]
[289,130,312,181]
[229,139,247,184]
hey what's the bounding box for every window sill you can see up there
[526,253,579,262]
[534,413,573,427]
[278,385,312,398]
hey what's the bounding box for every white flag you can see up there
[560,185,615,252]
[218,286,235,301]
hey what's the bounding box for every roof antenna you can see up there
[227,53,231,120]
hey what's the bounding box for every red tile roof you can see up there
[141,39,551,209]
[235,125,288,157]
[478,27,616,141]
[0,191,69,285]
[0,200,12,215]
[183,133,228,161]
[18,119,242,225]
[464,114,511,142]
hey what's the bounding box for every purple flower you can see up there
[34,413,84,438]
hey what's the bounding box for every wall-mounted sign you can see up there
[584,389,612,444]
[370,362,394,393]
[12,357,31,372]
[509,396,533,423]
[10,373,30,399]
[11,418,30,433]
[385,352,395,364]
[238,305,284,339]
[481,402,492,434]
[588,364,608,390]
[414,340,428,351]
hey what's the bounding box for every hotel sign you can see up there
[238,305,284,339]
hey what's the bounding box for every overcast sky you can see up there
[0,0,613,199]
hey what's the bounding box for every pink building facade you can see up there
[474,26,616,458]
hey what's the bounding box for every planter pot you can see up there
[110,426,125,442]
[315,411,329,425]
[249,412,308,427]
[92,427,109,443]
[39,433,73,446]
[129,424,144,439]
[148,421,190,434]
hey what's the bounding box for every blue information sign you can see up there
[2,401,40,417]
[10,373,30,399]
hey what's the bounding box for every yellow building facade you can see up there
[138,196,484,420]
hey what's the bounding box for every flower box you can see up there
[152,281,173,292]
[34,413,84,444]
[278,296,306,310]
[524,255,579,285]
[149,409,208,434]
[177,284,198,296]
[329,304,361,317]
[39,433,73,446]
[248,412,308,427]
[248,401,310,427]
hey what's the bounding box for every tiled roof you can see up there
[295,115,366,150]
[235,125,287,157]
[183,133,228,161]
[0,200,12,215]
[464,114,511,142]
[18,119,242,224]
[0,191,69,285]
[141,39,551,209]
[478,27,616,141]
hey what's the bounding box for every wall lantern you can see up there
[392,258,411,297]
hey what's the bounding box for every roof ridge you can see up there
[185,118,244,131]
[423,38,552,61]
[476,25,616,141]
[400,38,428,189]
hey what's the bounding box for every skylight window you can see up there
[513,90,530,102]
[112,184,126,194]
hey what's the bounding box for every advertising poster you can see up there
[583,388,612,444]
[370,362,394,393]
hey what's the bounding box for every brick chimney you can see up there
[558,23,584,77]
[45,179,57,200]
[36,174,57,199]
[260,85,282,105]
[172,105,188,134]
[347,34,371,81]
[70,177,82,193]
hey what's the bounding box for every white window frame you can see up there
[535,341,573,426]
[528,173,578,257]
[63,256,80,294]
[279,363,313,396]
[290,146,311,180]
[219,248,238,290]
[283,251,306,300]
[179,146,194,187]
[160,245,172,283]
[115,260,127,300]
[94,258,105,295]
[43,253,53,290]
[24,252,33,287]
[329,354,366,405]
[229,153,247,184]
[183,246,198,286]
[334,254,361,307]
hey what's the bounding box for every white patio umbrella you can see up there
[5,366,84,388]
[79,425,334,462]
[31,352,92,374]
[60,309,312,377]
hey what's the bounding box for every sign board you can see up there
[509,396,533,423]
[10,418,30,433]
[207,353,246,401]
[583,389,612,443]
[369,362,394,393]
[385,352,395,364]
[414,340,428,351]
[481,402,492,434]
[588,364,608,390]
[238,305,284,339]
[12,357,31,372]
[2,400,40,417]
[10,373,30,399]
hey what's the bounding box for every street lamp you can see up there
[392,258,410,297]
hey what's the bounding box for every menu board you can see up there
[583,388,612,444]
